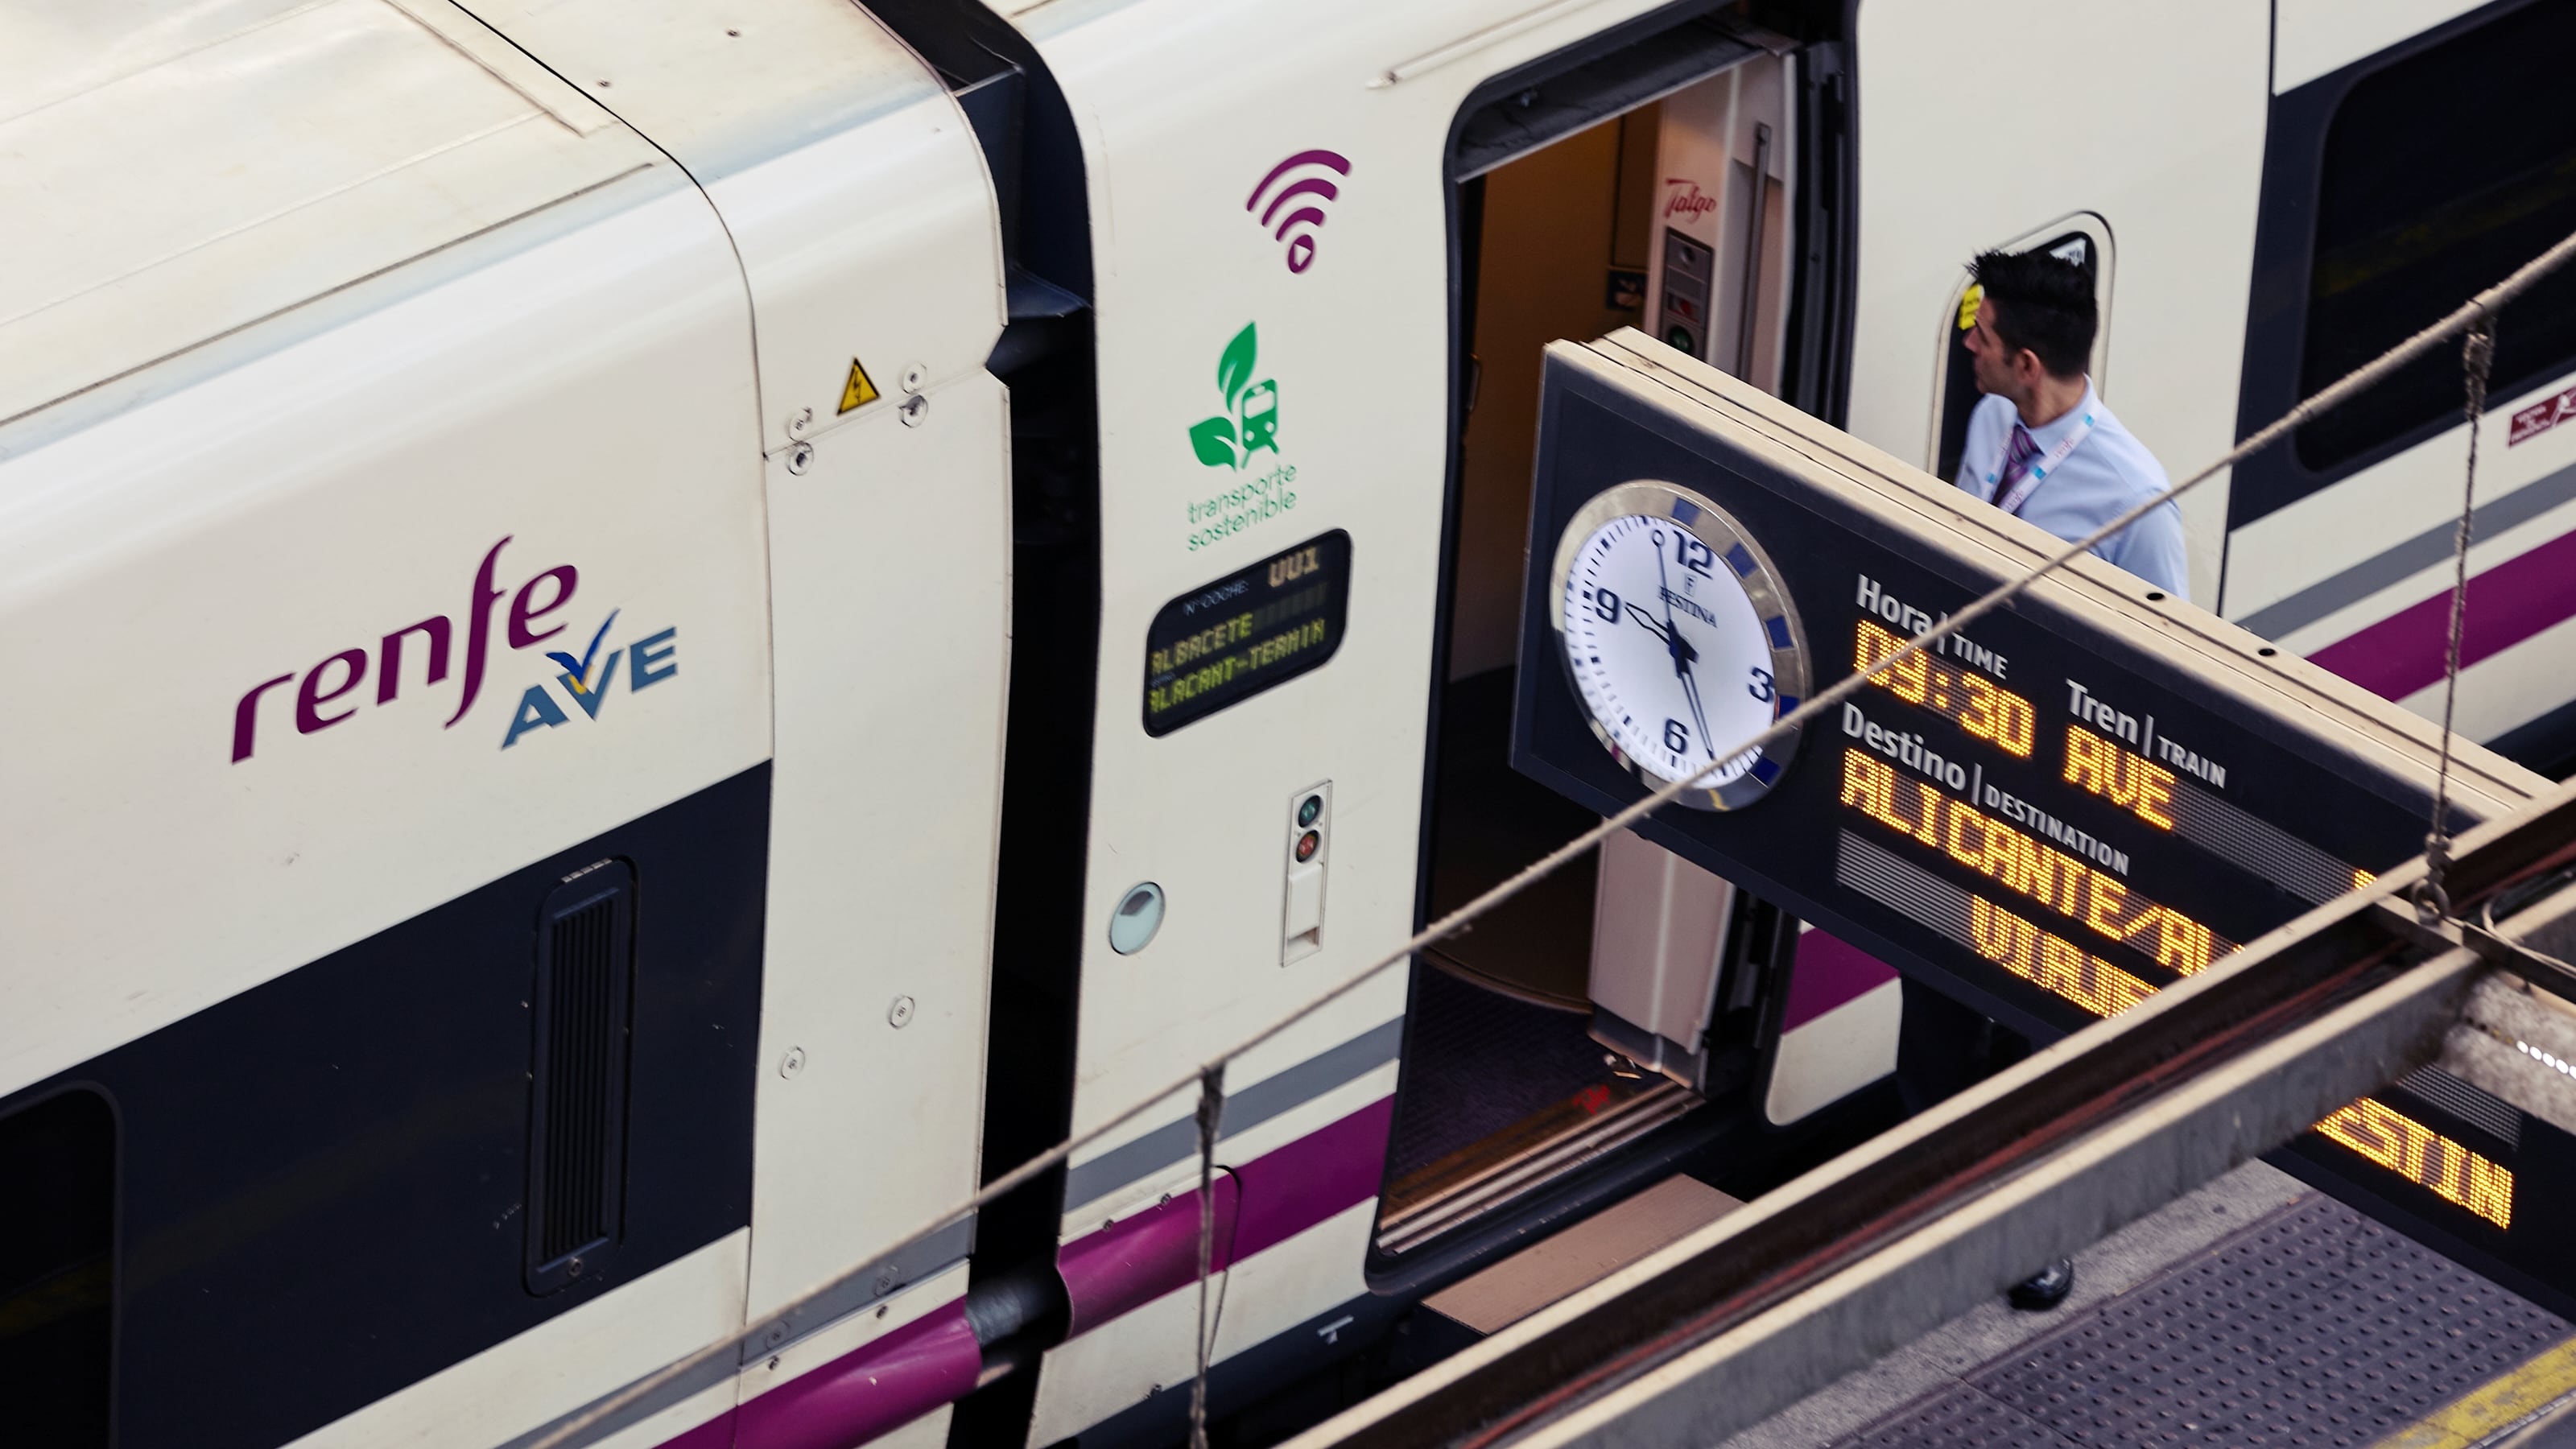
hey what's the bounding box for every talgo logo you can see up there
[228,536,679,762]
[1663,177,1715,223]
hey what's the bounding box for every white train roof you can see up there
[0,0,683,430]
[1,0,951,436]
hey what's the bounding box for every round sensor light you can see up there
[1108,881,1166,955]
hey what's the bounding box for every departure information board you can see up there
[1144,530,1349,735]
[1512,336,2570,1311]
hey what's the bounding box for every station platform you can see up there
[1712,1162,2576,1449]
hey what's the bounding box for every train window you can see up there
[0,1088,115,1445]
[2292,0,2576,473]
[1927,218,2113,481]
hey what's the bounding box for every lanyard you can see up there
[1988,411,2096,517]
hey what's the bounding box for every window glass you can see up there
[2296,0,2576,471]
[0,1090,115,1445]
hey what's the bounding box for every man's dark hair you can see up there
[1971,248,2097,378]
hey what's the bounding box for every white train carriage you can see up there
[4,0,2572,1447]
[1,3,1014,1445]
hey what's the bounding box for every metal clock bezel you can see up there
[1547,479,1810,811]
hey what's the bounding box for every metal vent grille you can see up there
[526,861,635,1294]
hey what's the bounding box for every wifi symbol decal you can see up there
[1247,150,1352,275]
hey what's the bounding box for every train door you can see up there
[960,2,1868,1443]
[2223,0,2576,779]
[1389,14,1900,1292]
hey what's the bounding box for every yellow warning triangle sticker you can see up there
[838,357,881,414]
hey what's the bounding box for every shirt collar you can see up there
[2021,379,2099,448]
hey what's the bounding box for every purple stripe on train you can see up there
[1060,1096,1391,1333]
[1781,930,1900,1033]
[657,1096,1395,1448]
[1060,1171,1242,1334]
[2309,529,2576,701]
[734,1302,982,1449]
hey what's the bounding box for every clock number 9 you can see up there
[1674,535,1715,577]
[1594,588,1622,625]
[1747,666,1775,703]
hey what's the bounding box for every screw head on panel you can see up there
[899,395,928,427]
[786,442,814,473]
[901,363,929,394]
[786,407,814,437]
[779,1046,807,1079]
[888,995,916,1028]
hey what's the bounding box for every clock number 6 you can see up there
[1664,718,1690,753]
[1747,666,1775,703]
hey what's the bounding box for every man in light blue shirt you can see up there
[1955,248,2188,600]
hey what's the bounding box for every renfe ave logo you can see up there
[229,535,678,762]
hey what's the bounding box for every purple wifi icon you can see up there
[1246,150,1352,275]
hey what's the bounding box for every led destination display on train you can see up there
[1143,530,1350,736]
[1513,341,2565,1309]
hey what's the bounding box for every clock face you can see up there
[1549,481,1808,809]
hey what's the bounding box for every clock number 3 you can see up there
[1746,666,1776,703]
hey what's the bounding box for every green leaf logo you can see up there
[1188,415,1241,469]
[1217,323,1258,407]
[1187,321,1278,471]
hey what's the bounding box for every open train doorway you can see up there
[1373,6,1880,1285]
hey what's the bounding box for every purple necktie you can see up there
[1996,424,2040,511]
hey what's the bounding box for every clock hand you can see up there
[1679,663,1716,762]
[1653,541,1687,679]
[1626,608,1670,644]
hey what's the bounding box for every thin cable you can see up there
[523,223,2576,1449]
[2418,316,2496,923]
[1189,1064,1225,1449]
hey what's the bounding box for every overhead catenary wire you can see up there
[525,224,2576,1449]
